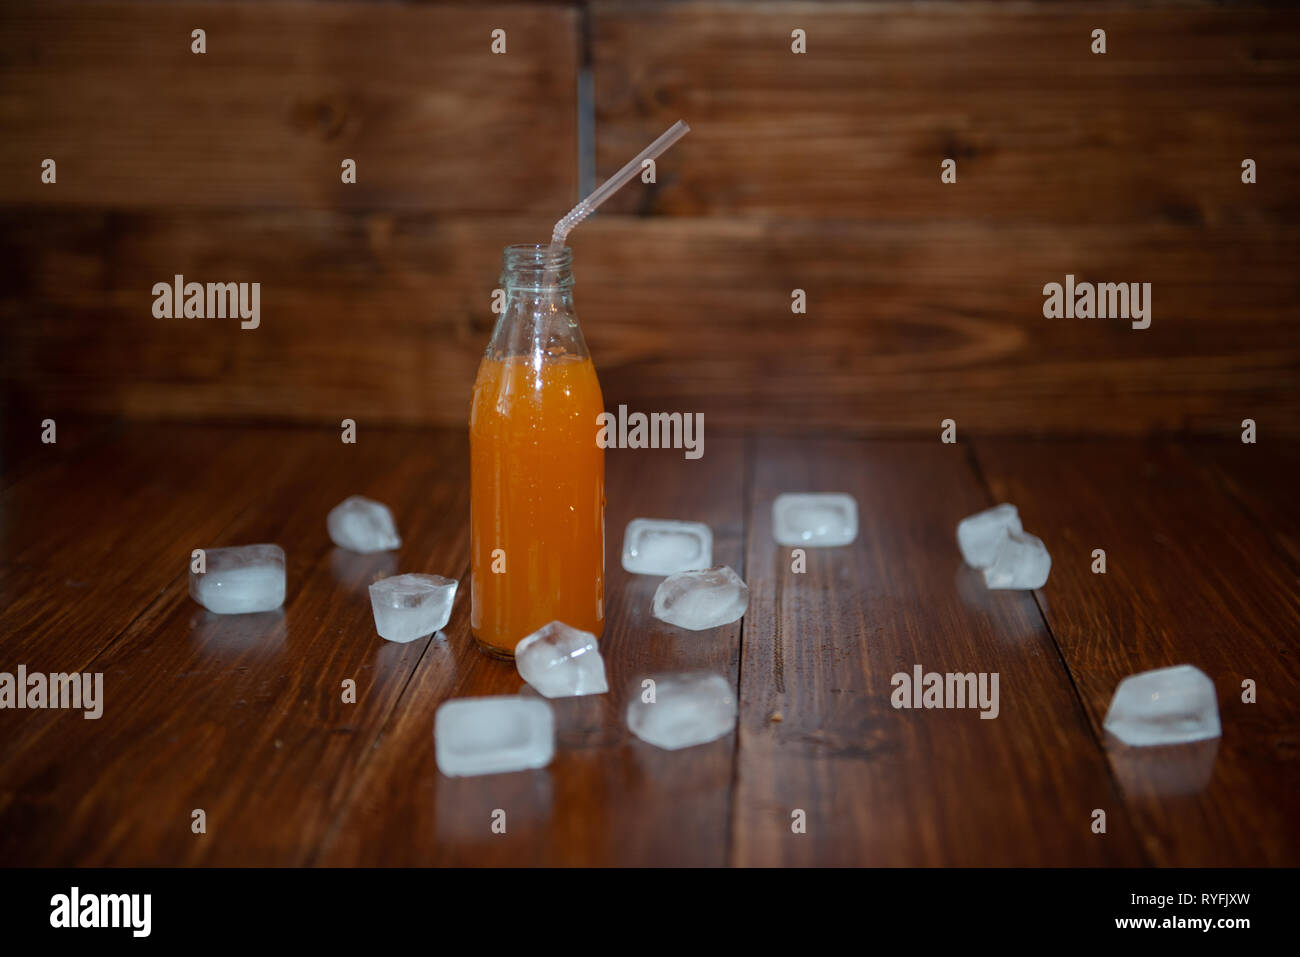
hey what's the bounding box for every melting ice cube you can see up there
[772,493,858,546]
[956,503,1022,568]
[515,621,608,698]
[368,573,457,643]
[189,544,286,614]
[652,565,749,631]
[982,530,1051,590]
[1103,664,1221,747]
[626,672,737,750]
[621,518,713,575]
[328,495,402,553]
[435,696,554,776]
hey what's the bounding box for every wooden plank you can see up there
[0,209,539,426]
[731,435,1142,865]
[572,219,1300,436]
[0,1,577,212]
[0,426,299,678]
[591,2,1300,225]
[0,412,115,492]
[319,439,746,866]
[1176,438,1300,573]
[4,427,1293,864]
[0,426,314,856]
[0,426,464,864]
[3,211,1296,434]
[973,438,1300,865]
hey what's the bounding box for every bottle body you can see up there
[469,246,605,657]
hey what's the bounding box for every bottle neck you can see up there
[487,244,587,361]
[500,243,573,288]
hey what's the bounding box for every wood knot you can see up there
[290,95,349,141]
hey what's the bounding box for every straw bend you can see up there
[550,120,691,247]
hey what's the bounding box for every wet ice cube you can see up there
[435,696,554,776]
[368,573,457,643]
[982,530,1051,590]
[621,518,713,575]
[652,565,749,631]
[957,503,1022,568]
[626,672,737,750]
[772,493,858,546]
[328,495,402,553]
[1104,664,1221,746]
[189,544,285,614]
[515,621,608,698]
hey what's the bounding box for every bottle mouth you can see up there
[503,243,572,270]
[501,243,573,287]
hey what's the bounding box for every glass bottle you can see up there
[468,244,606,658]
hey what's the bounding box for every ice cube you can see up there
[515,621,608,698]
[621,518,713,575]
[1103,665,1221,747]
[772,493,858,546]
[652,565,749,631]
[956,503,1022,568]
[626,672,737,750]
[435,696,554,776]
[328,495,402,553]
[982,530,1051,590]
[368,573,457,643]
[189,544,285,614]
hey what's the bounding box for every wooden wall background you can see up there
[1,1,1297,435]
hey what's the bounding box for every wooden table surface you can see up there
[0,423,1296,866]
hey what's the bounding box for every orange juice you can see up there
[469,353,605,657]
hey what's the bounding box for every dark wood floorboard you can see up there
[0,414,117,494]
[319,439,746,866]
[0,428,460,864]
[1175,438,1300,575]
[730,436,1143,866]
[0,427,1295,865]
[973,439,1300,866]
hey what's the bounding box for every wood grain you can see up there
[731,435,1143,865]
[1,0,1298,864]
[2,212,1295,434]
[0,427,466,864]
[3,2,1297,436]
[1,426,1296,864]
[0,413,114,493]
[1177,438,1300,574]
[0,426,293,679]
[973,438,1300,865]
[319,439,747,866]
[591,2,1300,225]
[0,1,578,212]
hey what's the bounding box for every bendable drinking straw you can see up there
[550,120,691,248]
